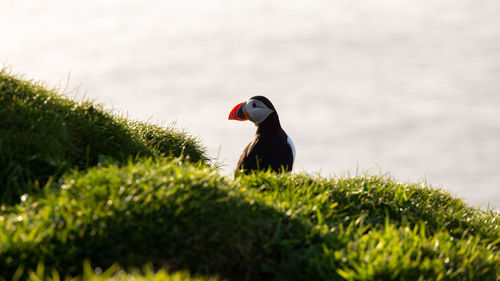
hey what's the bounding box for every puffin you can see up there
[228,96,296,175]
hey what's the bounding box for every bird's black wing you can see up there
[235,141,260,176]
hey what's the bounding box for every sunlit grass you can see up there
[1,159,498,281]
[0,70,208,204]
[15,262,222,281]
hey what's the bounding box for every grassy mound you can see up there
[0,70,208,204]
[0,159,498,280]
[0,71,498,280]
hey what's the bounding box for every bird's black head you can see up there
[249,95,276,111]
[229,95,278,125]
[228,95,283,134]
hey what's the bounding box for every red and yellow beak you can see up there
[228,102,248,121]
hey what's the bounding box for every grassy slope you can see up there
[0,71,207,204]
[0,71,498,281]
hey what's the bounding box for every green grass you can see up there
[15,262,221,281]
[1,160,498,280]
[0,71,498,280]
[0,70,208,204]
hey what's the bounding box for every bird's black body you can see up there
[234,96,294,175]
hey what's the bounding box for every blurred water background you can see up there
[1,0,499,208]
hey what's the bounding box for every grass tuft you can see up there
[19,261,222,281]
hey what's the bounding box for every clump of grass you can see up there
[0,70,208,204]
[15,262,222,281]
[238,173,499,240]
[0,159,498,281]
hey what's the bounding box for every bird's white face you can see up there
[244,99,274,124]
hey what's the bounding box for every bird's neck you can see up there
[256,112,282,135]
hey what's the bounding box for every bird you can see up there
[228,96,296,175]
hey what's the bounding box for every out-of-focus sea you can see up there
[1,0,499,208]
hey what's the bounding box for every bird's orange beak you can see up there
[228,102,248,121]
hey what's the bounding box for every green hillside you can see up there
[0,70,207,204]
[0,71,498,281]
